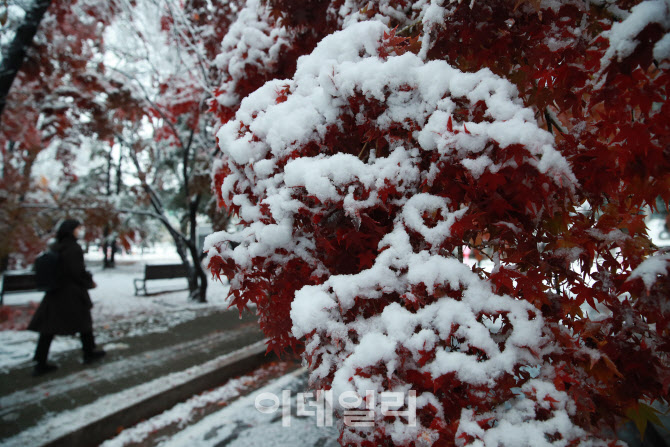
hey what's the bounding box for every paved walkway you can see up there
[131,367,340,447]
[0,308,266,444]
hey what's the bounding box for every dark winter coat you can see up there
[28,235,94,335]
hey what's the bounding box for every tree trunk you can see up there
[115,149,124,195]
[185,239,208,302]
[106,148,113,197]
[160,221,204,302]
[187,194,207,302]
[0,0,52,117]
[102,225,110,268]
[121,137,196,297]
[163,225,194,290]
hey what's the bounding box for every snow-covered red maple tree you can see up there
[207,0,670,445]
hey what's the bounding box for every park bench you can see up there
[134,263,190,296]
[1,272,39,305]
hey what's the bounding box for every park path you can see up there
[104,367,340,447]
[0,307,268,445]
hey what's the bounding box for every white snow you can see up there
[213,0,291,108]
[0,2,30,64]
[100,361,295,447]
[208,19,576,275]
[600,0,670,68]
[654,32,670,60]
[144,368,338,447]
[628,252,670,290]
[400,194,467,247]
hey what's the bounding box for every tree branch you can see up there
[0,0,53,117]
[544,108,567,135]
[108,66,186,149]
[183,126,194,200]
[161,0,214,94]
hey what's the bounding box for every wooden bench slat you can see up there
[3,274,38,290]
[134,263,190,295]
[144,264,189,280]
[1,272,39,305]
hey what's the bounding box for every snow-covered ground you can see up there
[102,367,339,447]
[0,244,233,372]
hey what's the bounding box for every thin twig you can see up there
[545,108,567,135]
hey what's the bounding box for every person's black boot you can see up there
[81,331,105,364]
[83,350,106,364]
[32,363,58,377]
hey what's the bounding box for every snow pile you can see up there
[290,225,587,445]
[210,19,574,271]
[209,0,523,121]
[628,252,670,290]
[455,379,586,446]
[601,0,670,66]
[213,0,291,110]
[207,20,584,445]
[334,0,416,28]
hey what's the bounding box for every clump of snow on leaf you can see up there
[628,253,670,290]
[213,0,290,109]
[600,0,670,69]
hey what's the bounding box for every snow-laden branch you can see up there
[108,66,186,151]
[160,0,215,94]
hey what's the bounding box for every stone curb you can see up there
[25,340,270,447]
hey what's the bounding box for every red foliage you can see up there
[205,0,670,444]
[0,303,38,331]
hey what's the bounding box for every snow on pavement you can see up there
[104,367,339,447]
[100,360,297,447]
[0,245,234,371]
[0,324,254,417]
[1,342,270,447]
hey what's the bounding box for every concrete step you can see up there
[0,308,267,445]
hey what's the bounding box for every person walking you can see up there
[28,219,106,376]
